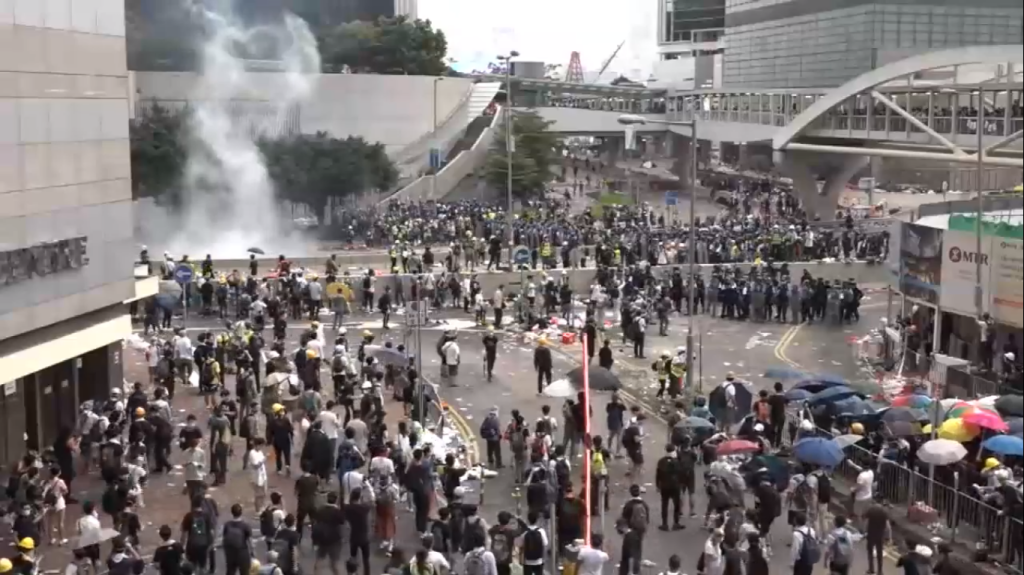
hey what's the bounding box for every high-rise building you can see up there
[652,0,726,90]
[722,0,1023,89]
[1,0,146,467]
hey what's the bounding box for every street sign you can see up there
[173,264,194,284]
[512,245,531,266]
[429,148,441,170]
[405,300,428,327]
[665,190,679,206]
[858,177,876,191]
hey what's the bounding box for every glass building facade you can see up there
[663,0,727,43]
[722,0,1024,88]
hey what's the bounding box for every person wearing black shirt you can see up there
[675,439,699,518]
[598,340,614,370]
[344,488,373,575]
[863,500,892,575]
[294,471,319,540]
[180,501,213,573]
[767,383,788,448]
[221,505,253,575]
[152,525,184,575]
[312,492,346,574]
[655,445,683,531]
[106,537,144,575]
[272,515,301,575]
[533,341,553,394]
[482,329,499,381]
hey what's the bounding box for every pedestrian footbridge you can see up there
[504,45,1023,161]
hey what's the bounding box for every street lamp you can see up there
[429,77,444,199]
[497,50,520,262]
[618,113,699,392]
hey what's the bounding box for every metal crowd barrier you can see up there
[781,415,1023,574]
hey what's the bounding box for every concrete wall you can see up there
[0,0,136,342]
[132,72,475,156]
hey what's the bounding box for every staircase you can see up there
[445,114,493,163]
[467,82,502,121]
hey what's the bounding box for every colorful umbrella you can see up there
[891,394,933,409]
[962,408,1009,433]
[934,418,982,442]
[945,402,976,420]
[982,435,1024,456]
[715,439,761,456]
[918,439,968,465]
[793,437,846,468]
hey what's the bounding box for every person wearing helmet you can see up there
[11,538,35,575]
[652,351,671,400]
[533,338,553,395]
[268,403,294,476]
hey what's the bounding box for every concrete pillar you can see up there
[670,132,694,190]
[775,150,870,219]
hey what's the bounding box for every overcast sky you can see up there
[418,0,657,80]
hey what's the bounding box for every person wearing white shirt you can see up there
[248,441,269,512]
[702,529,725,575]
[790,513,817,575]
[173,331,194,386]
[76,502,103,569]
[851,466,875,527]
[575,534,609,575]
[441,339,460,385]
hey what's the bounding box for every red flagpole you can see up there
[582,332,591,546]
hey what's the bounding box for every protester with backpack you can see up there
[823,515,857,575]
[181,498,214,575]
[488,511,522,575]
[790,511,819,575]
[463,528,498,575]
[221,504,254,575]
[520,511,548,575]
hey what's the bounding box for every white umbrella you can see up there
[73,527,121,549]
[542,379,576,399]
[918,438,968,466]
[834,434,864,449]
[708,461,746,491]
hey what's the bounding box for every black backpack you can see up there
[522,527,545,562]
[188,513,212,548]
[222,520,248,552]
[555,459,570,491]
[816,474,831,504]
[260,507,278,539]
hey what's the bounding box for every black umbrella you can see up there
[881,407,928,424]
[566,366,622,392]
[885,420,923,437]
[709,380,753,422]
[247,247,265,255]
[995,394,1024,418]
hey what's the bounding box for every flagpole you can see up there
[582,332,592,546]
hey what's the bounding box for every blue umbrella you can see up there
[834,397,877,417]
[785,388,813,402]
[982,435,1024,456]
[677,416,716,430]
[793,437,846,468]
[764,367,809,381]
[807,386,860,406]
[793,379,850,394]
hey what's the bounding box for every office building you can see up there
[653,0,726,90]
[722,0,1024,89]
[1,0,150,467]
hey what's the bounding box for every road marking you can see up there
[773,324,803,368]
[442,401,480,465]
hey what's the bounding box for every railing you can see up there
[784,421,1023,574]
[946,365,1019,399]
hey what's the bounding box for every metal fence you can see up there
[786,421,1023,574]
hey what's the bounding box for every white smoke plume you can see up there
[157,1,320,259]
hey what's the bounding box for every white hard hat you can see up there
[338,327,347,335]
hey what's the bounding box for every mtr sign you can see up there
[948,246,989,265]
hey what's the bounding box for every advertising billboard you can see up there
[939,230,992,317]
[991,238,1024,328]
[899,223,943,305]
[884,219,903,290]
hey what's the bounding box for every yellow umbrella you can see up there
[326,282,353,301]
[932,418,981,442]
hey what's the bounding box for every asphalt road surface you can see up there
[110,295,895,575]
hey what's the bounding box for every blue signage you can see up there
[173,264,194,284]
[665,191,679,206]
[429,148,441,170]
[512,245,531,266]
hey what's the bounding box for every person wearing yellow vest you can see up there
[388,245,398,272]
[669,346,687,399]
[613,247,622,267]
[540,242,553,269]
[652,351,671,399]
[589,435,611,515]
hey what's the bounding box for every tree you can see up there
[319,16,449,75]
[484,110,562,199]
[130,102,191,201]
[260,133,397,220]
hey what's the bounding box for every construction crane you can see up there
[595,40,625,82]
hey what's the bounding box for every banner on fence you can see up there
[939,229,992,316]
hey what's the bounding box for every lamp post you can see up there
[497,50,519,263]
[429,77,444,200]
[618,113,698,391]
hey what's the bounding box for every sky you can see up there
[418,0,658,81]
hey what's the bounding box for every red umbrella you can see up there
[962,408,1009,432]
[716,439,761,456]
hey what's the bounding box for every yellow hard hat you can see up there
[0,558,12,573]
[18,537,34,550]
[362,330,373,337]
[487,325,494,332]
[538,338,548,346]
[311,321,320,328]
[249,559,262,575]
[135,407,146,416]
[984,457,1000,470]
[272,403,285,413]
[850,422,864,435]
[306,349,317,359]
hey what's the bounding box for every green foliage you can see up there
[130,103,191,202]
[319,16,449,75]
[484,110,563,199]
[259,133,397,217]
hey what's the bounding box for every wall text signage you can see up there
[0,237,89,288]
